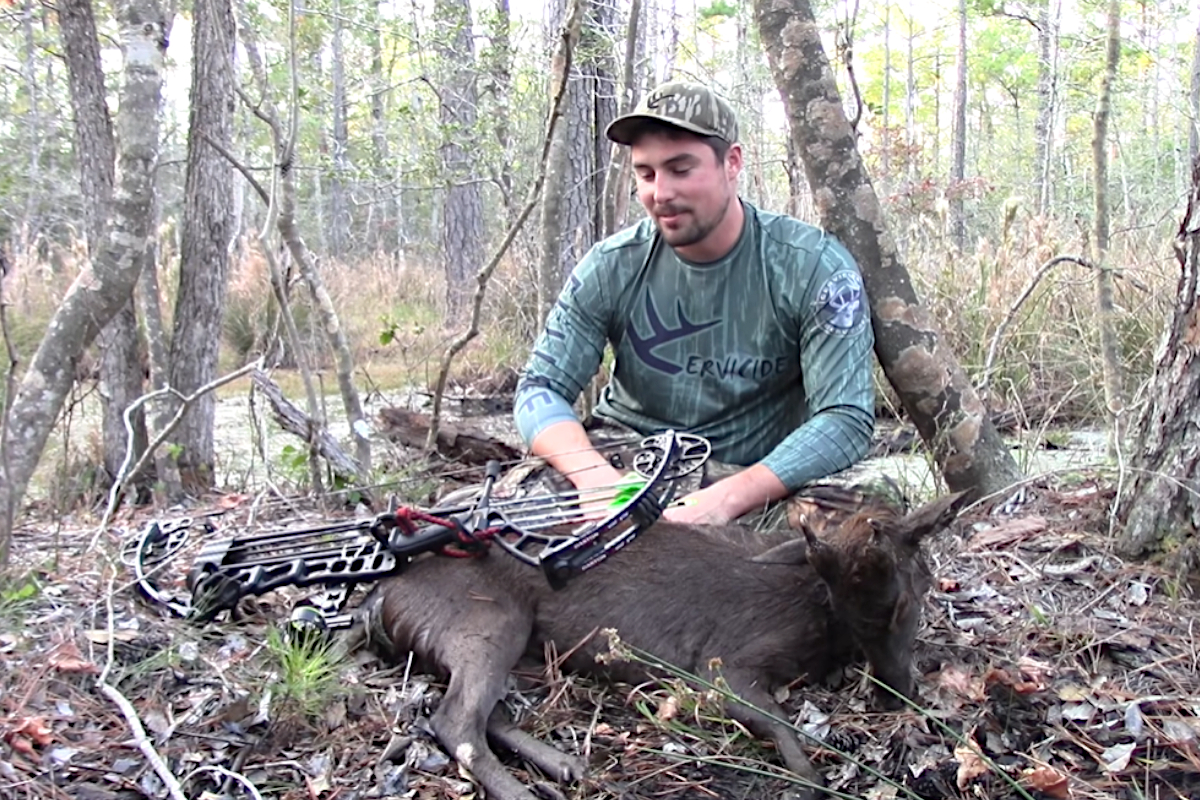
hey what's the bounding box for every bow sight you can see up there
[130,431,711,628]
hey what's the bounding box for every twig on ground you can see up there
[181,764,264,800]
[96,569,187,800]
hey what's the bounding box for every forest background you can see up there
[0,0,1198,538]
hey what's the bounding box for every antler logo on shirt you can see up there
[627,293,720,375]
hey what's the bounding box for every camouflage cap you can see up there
[606,81,739,145]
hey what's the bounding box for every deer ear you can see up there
[898,490,972,546]
[752,538,809,565]
[753,518,813,565]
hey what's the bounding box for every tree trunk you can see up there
[239,8,373,485]
[484,0,515,220]
[168,0,235,493]
[329,0,349,259]
[367,0,393,255]
[949,0,968,252]
[600,0,639,239]
[60,0,148,492]
[435,0,485,319]
[754,0,1020,498]
[1115,158,1200,579]
[904,6,916,180]
[1092,0,1125,457]
[881,1,891,179]
[1190,9,1200,167]
[537,0,583,329]
[1033,0,1057,214]
[59,0,113,249]
[0,0,167,540]
[541,0,610,297]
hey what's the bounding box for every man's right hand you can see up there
[529,420,625,492]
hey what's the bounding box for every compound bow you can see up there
[131,431,711,626]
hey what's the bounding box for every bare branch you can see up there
[95,357,265,540]
[424,0,585,452]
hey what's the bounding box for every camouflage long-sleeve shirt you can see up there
[514,201,875,491]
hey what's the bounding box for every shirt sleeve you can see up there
[513,246,614,446]
[759,237,875,490]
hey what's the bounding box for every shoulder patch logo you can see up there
[815,271,867,335]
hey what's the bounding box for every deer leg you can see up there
[428,619,541,800]
[718,672,825,800]
[486,706,585,782]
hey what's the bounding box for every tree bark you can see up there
[537,0,583,330]
[1191,9,1200,165]
[329,0,350,259]
[0,0,168,537]
[435,0,485,319]
[1092,0,1125,457]
[367,0,393,255]
[601,0,639,239]
[239,9,373,486]
[1033,0,1058,214]
[168,0,235,493]
[484,0,515,219]
[1115,157,1200,578]
[949,0,968,252]
[60,0,148,492]
[754,0,1020,498]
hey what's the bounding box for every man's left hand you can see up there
[662,483,736,524]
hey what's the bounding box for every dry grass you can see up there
[1,213,1175,422]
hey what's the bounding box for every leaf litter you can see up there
[0,473,1197,799]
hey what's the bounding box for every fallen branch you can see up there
[97,570,187,800]
[251,369,365,491]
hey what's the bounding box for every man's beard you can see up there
[655,191,732,250]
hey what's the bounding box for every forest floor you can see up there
[2,427,1198,800]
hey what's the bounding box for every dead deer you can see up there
[360,492,966,800]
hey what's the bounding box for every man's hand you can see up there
[662,463,789,525]
[530,420,624,492]
[663,483,737,524]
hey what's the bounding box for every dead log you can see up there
[378,407,521,467]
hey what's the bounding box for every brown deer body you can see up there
[362,493,965,800]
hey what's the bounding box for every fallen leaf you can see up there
[954,736,990,789]
[3,716,54,757]
[84,630,139,645]
[1022,765,1070,798]
[1057,685,1090,702]
[11,717,53,747]
[984,666,1043,694]
[937,666,986,701]
[218,493,249,509]
[49,654,100,675]
[1100,741,1136,773]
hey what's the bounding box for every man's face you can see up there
[631,131,741,255]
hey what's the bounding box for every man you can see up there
[513,81,875,524]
